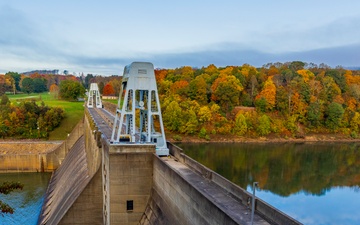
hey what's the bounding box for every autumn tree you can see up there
[49,84,59,99]
[170,80,189,96]
[211,73,243,113]
[109,78,122,96]
[255,76,276,111]
[103,83,115,96]
[188,75,208,105]
[4,74,16,94]
[5,72,21,92]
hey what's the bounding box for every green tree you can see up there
[256,114,271,136]
[33,78,47,93]
[84,74,94,89]
[0,95,9,105]
[234,113,247,135]
[98,81,105,94]
[59,80,85,101]
[276,86,289,114]
[350,112,360,133]
[211,74,243,113]
[325,69,347,93]
[325,102,344,130]
[163,100,183,132]
[5,72,21,92]
[254,97,267,113]
[21,77,34,94]
[181,109,198,134]
[306,101,322,128]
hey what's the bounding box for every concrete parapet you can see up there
[167,142,302,225]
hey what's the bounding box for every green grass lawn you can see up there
[102,98,118,105]
[9,92,84,140]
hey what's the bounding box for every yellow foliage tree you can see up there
[297,69,315,83]
[256,76,276,110]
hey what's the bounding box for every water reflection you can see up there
[0,173,51,225]
[180,142,360,196]
[179,142,360,225]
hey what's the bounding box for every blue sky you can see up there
[1,0,359,75]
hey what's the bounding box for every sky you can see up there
[0,0,359,75]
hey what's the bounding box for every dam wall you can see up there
[0,118,84,173]
[38,112,103,225]
[38,108,302,225]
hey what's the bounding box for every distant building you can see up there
[102,96,118,100]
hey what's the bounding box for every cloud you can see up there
[149,43,360,69]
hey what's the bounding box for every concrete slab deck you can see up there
[162,156,270,225]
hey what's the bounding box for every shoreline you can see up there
[167,133,360,144]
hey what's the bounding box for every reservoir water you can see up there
[0,173,51,225]
[178,142,360,225]
[1,143,359,225]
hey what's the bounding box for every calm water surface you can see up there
[0,173,51,225]
[178,142,360,225]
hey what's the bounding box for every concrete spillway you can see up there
[38,135,100,225]
[37,108,302,225]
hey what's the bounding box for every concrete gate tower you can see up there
[87,83,103,108]
[111,62,169,156]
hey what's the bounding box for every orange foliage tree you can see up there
[49,83,59,99]
[103,83,115,96]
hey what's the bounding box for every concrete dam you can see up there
[33,105,301,225]
[35,62,302,225]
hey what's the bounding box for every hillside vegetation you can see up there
[155,62,360,140]
[2,61,360,141]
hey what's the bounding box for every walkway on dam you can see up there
[161,156,269,224]
[89,108,270,225]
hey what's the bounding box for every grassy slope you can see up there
[8,92,84,140]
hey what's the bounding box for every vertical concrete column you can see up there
[107,144,155,225]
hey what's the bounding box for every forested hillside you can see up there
[154,61,360,140]
[2,61,360,140]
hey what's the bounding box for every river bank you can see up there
[166,132,360,143]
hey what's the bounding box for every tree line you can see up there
[0,96,64,138]
[155,61,360,139]
[3,61,360,139]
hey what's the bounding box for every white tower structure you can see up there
[87,83,103,108]
[111,62,169,156]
